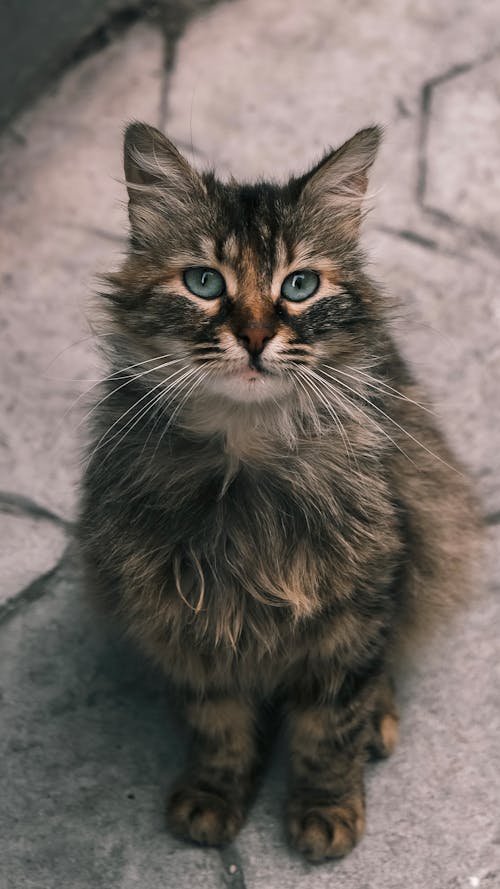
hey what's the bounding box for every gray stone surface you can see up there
[1,0,499,887]
[424,52,500,238]
[0,23,163,520]
[0,510,66,610]
[0,550,223,889]
[0,0,133,129]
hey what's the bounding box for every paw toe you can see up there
[369,712,400,759]
[167,786,242,847]
[287,799,365,862]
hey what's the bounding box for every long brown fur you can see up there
[78,122,479,861]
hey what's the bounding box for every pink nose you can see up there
[238,326,275,355]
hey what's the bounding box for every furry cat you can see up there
[78,122,478,862]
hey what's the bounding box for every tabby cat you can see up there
[78,122,477,861]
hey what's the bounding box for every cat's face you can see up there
[105,123,382,406]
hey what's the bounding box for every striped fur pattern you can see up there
[78,123,478,861]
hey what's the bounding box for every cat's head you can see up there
[103,122,383,407]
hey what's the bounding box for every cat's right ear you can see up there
[123,122,204,239]
[296,126,382,239]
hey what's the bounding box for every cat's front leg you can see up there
[167,694,260,846]
[285,667,398,862]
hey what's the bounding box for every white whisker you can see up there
[75,356,185,435]
[151,366,211,461]
[318,367,461,474]
[313,367,416,466]
[113,368,199,465]
[139,363,215,458]
[43,332,115,376]
[85,364,191,465]
[58,352,185,427]
[291,369,322,434]
[298,367,358,470]
[335,364,435,414]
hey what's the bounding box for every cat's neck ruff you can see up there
[180,390,313,460]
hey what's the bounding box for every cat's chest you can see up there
[120,440,397,672]
[149,443,388,602]
[160,445,338,544]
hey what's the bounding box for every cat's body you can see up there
[78,123,477,861]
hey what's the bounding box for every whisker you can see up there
[292,370,322,434]
[139,362,215,457]
[335,364,435,414]
[75,357,185,434]
[106,369,203,485]
[323,368,417,466]
[151,366,211,461]
[85,365,191,464]
[318,367,461,474]
[116,368,199,463]
[167,367,211,431]
[312,369,417,467]
[104,353,186,380]
[55,352,185,438]
[43,332,116,376]
[297,367,358,470]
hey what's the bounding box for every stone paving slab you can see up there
[0,511,66,611]
[1,0,499,886]
[0,550,224,889]
[0,0,138,128]
[0,22,163,522]
[376,236,500,515]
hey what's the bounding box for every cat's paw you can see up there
[286,796,365,862]
[368,712,400,760]
[166,784,243,846]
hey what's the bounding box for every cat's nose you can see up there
[237,325,275,356]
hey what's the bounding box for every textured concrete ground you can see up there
[1,2,499,887]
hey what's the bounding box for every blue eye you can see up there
[281,270,320,302]
[183,267,225,299]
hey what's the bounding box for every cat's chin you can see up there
[207,371,293,404]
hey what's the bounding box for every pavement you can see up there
[1,2,499,887]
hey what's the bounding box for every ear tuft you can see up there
[299,125,383,235]
[123,121,200,195]
[123,121,204,241]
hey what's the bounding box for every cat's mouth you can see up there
[206,359,291,403]
[232,359,273,382]
[240,356,274,380]
[237,367,270,384]
[240,368,260,380]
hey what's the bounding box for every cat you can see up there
[78,122,478,862]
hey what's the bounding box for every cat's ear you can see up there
[123,122,204,239]
[298,126,382,237]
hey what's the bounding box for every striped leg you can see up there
[286,668,397,862]
[167,695,260,846]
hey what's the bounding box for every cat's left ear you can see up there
[298,126,382,237]
[123,122,205,240]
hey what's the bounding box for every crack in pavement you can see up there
[374,225,473,261]
[218,845,248,889]
[0,490,73,531]
[0,543,72,625]
[157,0,237,131]
[485,510,500,526]
[416,45,500,258]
